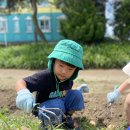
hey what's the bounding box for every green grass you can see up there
[83,43,130,69]
[0,112,41,130]
[0,110,126,130]
[0,42,130,69]
[0,44,54,69]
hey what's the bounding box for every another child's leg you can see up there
[124,93,130,125]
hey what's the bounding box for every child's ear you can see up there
[48,58,55,71]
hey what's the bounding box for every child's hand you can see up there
[16,89,35,113]
[107,89,120,103]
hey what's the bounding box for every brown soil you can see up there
[0,69,129,127]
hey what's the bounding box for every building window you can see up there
[0,17,7,33]
[0,0,7,9]
[39,16,51,32]
[57,15,66,32]
[13,16,20,33]
[25,16,32,33]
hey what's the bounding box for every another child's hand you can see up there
[16,89,35,113]
[107,89,120,103]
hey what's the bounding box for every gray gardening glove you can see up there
[16,89,35,113]
[77,84,90,93]
[107,89,120,103]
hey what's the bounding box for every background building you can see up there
[0,0,64,44]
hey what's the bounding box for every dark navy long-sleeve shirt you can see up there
[23,69,73,103]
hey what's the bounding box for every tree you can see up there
[4,0,46,43]
[114,0,130,41]
[54,0,106,44]
[30,0,46,43]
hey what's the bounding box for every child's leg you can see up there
[38,98,65,125]
[64,89,84,113]
[124,93,130,125]
[63,90,84,129]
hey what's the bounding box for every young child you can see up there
[16,39,88,130]
[107,62,130,130]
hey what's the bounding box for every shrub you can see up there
[0,42,129,69]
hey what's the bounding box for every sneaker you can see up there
[77,84,90,93]
[64,115,80,130]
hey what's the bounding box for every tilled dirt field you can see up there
[0,69,129,127]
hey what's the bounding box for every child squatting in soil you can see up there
[107,62,130,130]
[15,39,89,130]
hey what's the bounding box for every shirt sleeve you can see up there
[122,62,130,76]
[23,70,47,92]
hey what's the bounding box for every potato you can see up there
[90,120,96,126]
[107,124,116,130]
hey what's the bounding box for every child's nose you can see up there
[61,68,67,74]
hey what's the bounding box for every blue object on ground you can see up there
[127,126,130,130]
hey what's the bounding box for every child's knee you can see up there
[65,90,84,111]
[67,90,83,99]
[40,98,66,113]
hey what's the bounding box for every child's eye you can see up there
[59,64,63,67]
[68,68,74,71]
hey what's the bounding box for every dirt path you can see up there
[0,69,128,126]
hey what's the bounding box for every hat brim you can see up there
[48,51,84,70]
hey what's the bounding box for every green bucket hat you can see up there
[48,39,84,69]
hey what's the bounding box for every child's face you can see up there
[54,59,76,81]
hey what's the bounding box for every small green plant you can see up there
[0,108,127,130]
